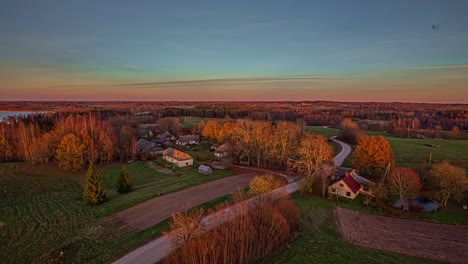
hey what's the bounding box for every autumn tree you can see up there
[388,167,422,202]
[339,118,367,144]
[289,134,334,182]
[157,117,181,136]
[165,207,205,245]
[351,136,395,177]
[202,120,222,141]
[55,133,85,172]
[451,126,460,139]
[0,135,13,162]
[116,165,132,193]
[83,162,106,204]
[430,162,467,207]
[217,122,237,141]
[249,173,284,196]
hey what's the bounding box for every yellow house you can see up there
[162,148,193,167]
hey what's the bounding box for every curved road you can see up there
[112,138,353,264]
[330,136,352,166]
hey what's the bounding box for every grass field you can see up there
[342,131,468,169]
[180,116,229,127]
[262,196,442,264]
[0,161,234,264]
[305,126,340,137]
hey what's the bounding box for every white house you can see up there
[328,169,364,200]
[214,143,233,158]
[176,135,200,145]
[162,148,193,167]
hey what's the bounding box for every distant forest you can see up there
[0,101,466,164]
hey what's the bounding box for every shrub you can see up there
[116,165,132,193]
[164,197,299,264]
[299,181,313,195]
[196,153,210,162]
[249,173,284,196]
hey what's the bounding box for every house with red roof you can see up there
[328,168,364,199]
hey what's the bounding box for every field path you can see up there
[336,207,468,264]
[330,136,352,166]
[111,172,256,231]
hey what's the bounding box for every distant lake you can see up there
[0,111,45,122]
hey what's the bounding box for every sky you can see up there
[1,0,467,102]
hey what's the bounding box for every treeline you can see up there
[0,113,138,169]
[2,101,466,131]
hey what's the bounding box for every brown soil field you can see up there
[335,207,468,264]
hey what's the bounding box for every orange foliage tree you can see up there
[249,173,285,196]
[339,118,367,144]
[55,133,85,172]
[388,167,422,202]
[351,136,395,177]
[202,120,222,141]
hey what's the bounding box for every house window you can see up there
[186,162,188,165]
[331,188,336,193]
[346,192,351,197]
[339,183,344,187]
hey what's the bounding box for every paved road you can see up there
[112,139,353,264]
[330,136,352,166]
[112,181,301,264]
[111,172,256,231]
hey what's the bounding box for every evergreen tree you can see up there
[116,165,133,193]
[83,162,106,204]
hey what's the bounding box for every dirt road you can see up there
[336,207,468,264]
[111,172,256,231]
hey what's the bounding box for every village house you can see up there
[162,147,193,167]
[328,168,372,199]
[137,129,154,138]
[158,131,175,141]
[136,138,164,155]
[214,143,233,158]
[176,135,200,145]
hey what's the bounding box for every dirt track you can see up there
[111,172,256,231]
[336,207,468,264]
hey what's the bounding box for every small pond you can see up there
[394,197,439,212]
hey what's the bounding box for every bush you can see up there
[164,197,299,264]
[196,153,210,162]
[299,181,313,195]
[116,165,133,193]
[249,173,284,196]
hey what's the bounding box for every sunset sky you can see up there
[1,0,467,102]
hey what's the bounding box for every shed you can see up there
[198,165,213,175]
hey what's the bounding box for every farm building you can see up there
[136,139,164,157]
[328,168,370,199]
[198,165,213,175]
[162,148,193,167]
[158,131,175,141]
[176,135,200,145]
[137,129,154,138]
[214,143,233,158]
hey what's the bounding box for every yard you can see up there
[0,161,234,264]
[305,126,340,137]
[262,196,443,264]
[180,116,229,127]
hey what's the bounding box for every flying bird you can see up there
[432,24,440,31]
